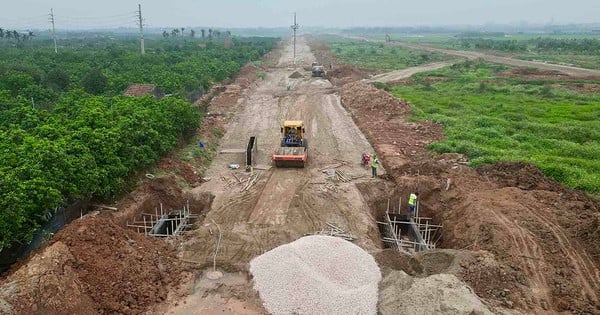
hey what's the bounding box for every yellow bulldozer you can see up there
[272,120,308,168]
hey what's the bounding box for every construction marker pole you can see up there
[210,218,222,272]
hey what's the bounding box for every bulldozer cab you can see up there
[280,121,305,147]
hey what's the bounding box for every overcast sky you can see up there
[1,0,598,30]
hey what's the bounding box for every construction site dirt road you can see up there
[163,37,386,314]
[2,35,598,315]
[394,41,600,78]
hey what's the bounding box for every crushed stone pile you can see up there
[379,270,492,315]
[250,235,381,315]
[288,71,304,78]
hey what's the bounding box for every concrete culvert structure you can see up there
[249,235,381,315]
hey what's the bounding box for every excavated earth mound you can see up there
[379,270,492,315]
[288,71,303,78]
[0,215,185,315]
[336,76,600,313]
[250,235,381,315]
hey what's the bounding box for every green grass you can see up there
[390,61,600,194]
[366,33,600,70]
[327,40,451,70]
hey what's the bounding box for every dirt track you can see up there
[341,34,600,78]
[166,37,384,314]
[394,42,600,78]
[396,42,600,78]
[366,61,457,83]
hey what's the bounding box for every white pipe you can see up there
[210,218,222,272]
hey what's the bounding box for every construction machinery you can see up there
[272,120,308,168]
[311,62,325,77]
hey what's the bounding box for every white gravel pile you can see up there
[249,235,381,315]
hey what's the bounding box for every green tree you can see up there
[0,70,35,96]
[46,68,70,92]
[81,69,108,95]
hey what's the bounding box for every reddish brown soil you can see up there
[340,81,443,171]
[53,216,186,314]
[112,175,212,226]
[1,216,187,315]
[498,67,600,84]
[557,82,600,94]
[309,37,379,86]
[336,76,600,313]
[158,158,200,186]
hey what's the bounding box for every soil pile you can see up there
[112,175,207,225]
[58,215,185,314]
[288,71,303,78]
[0,215,186,314]
[375,249,525,311]
[342,81,410,118]
[325,65,375,85]
[157,157,200,186]
[0,241,97,315]
[334,66,600,313]
[250,236,381,315]
[379,270,492,315]
[477,161,560,191]
[341,81,443,171]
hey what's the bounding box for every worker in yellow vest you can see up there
[370,154,379,178]
[408,192,418,218]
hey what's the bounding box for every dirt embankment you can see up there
[308,37,379,86]
[0,215,185,315]
[322,49,600,313]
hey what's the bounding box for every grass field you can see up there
[326,39,451,70]
[378,33,600,70]
[515,53,600,70]
[389,61,600,194]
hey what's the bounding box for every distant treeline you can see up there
[0,28,34,42]
[456,37,600,53]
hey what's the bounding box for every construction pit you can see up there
[0,36,598,315]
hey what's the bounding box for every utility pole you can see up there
[50,8,57,53]
[137,4,145,54]
[290,12,299,64]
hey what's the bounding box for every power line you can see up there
[59,12,136,21]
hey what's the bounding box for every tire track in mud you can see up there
[185,36,382,268]
[487,206,553,307]
[524,207,600,302]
